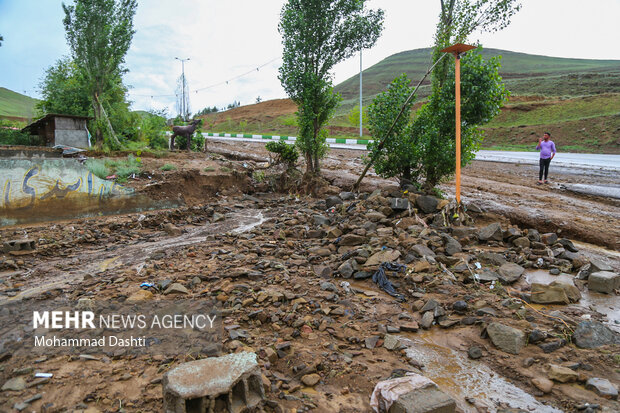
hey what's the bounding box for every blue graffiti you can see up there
[40,177,82,201]
[20,166,39,209]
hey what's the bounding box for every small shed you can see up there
[22,114,91,148]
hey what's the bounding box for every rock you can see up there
[313,215,330,226]
[327,226,343,238]
[390,198,410,211]
[365,336,380,349]
[588,271,620,294]
[420,312,434,329]
[530,283,569,304]
[164,282,189,295]
[339,233,367,246]
[573,321,619,349]
[541,233,558,245]
[320,281,338,292]
[527,228,541,242]
[301,373,321,387]
[400,322,419,332]
[127,289,154,302]
[531,377,554,393]
[420,299,439,313]
[538,339,566,353]
[549,281,581,302]
[497,263,525,284]
[477,251,507,266]
[442,235,462,256]
[557,238,578,252]
[415,195,439,214]
[452,301,468,313]
[313,265,333,278]
[365,249,401,267]
[325,196,343,209]
[474,269,499,283]
[162,223,182,236]
[486,322,526,355]
[478,223,503,242]
[371,373,456,413]
[549,268,561,275]
[1,377,26,391]
[513,236,530,249]
[340,191,356,200]
[528,329,547,344]
[411,244,436,258]
[338,259,358,278]
[413,260,432,273]
[383,334,401,350]
[585,377,618,400]
[548,364,578,383]
[589,258,613,272]
[468,346,482,359]
[366,211,387,222]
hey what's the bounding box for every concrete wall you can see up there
[54,129,89,148]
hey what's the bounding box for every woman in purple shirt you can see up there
[536,132,556,184]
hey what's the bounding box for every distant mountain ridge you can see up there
[0,87,39,121]
[335,47,620,105]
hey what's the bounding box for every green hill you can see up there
[0,87,39,120]
[335,48,620,106]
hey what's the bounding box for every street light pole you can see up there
[175,57,190,121]
[440,43,475,205]
[359,47,363,138]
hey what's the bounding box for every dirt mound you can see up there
[143,170,251,206]
[201,99,297,126]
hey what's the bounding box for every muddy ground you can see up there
[0,142,618,412]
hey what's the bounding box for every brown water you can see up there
[403,332,562,413]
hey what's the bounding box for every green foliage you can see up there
[136,109,169,149]
[348,105,368,128]
[36,57,90,117]
[0,122,43,146]
[0,87,38,119]
[105,154,142,182]
[160,163,177,171]
[368,50,509,188]
[366,74,416,180]
[278,0,384,174]
[252,170,266,182]
[266,140,299,169]
[63,0,137,147]
[85,159,110,179]
[280,115,298,127]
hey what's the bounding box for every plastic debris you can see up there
[34,373,53,378]
[140,282,155,289]
[340,281,351,293]
[372,262,407,301]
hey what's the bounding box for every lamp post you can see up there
[440,43,475,205]
[175,57,190,121]
[359,47,363,138]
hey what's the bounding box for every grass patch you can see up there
[85,159,110,179]
[160,163,177,171]
[219,166,232,173]
[204,166,215,172]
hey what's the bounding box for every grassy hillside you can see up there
[335,48,620,107]
[0,87,38,120]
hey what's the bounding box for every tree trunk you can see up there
[92,96,103,147]
[94,93,122,148]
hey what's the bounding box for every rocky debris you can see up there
[512,236,530,249]
[573,321,620,349]
[585,378,618,400]
[541,233,558,245]
[390,198,410,211]
[162,352,264,413]
[468,346,482,360]
[486,323,526,355]
[530,283,570,304]
[383,334,402,351]
[588,271,620,294]
[370,373,456,413]
[162,223,182,236]
[589,258,613,273]
[1,377,26,391]
[325,196,343,209]
[547,364,579,383]
[442,234,462,256]
[301,373,321,387]
[365,249,401,267]
[164,282,189,295]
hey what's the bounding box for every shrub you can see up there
[266,141,298,169]
[85,159,110,179]
[0,127,44,146]
[160,163,177,171]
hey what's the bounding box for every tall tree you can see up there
[278,0,384,175]
[62,0,137,148]
[36,56,91,117]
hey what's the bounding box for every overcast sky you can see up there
[1,0,619,116]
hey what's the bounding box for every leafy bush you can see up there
[0,120,44,146]
[266,141,299,169]
[348,105,368,128]
[85,159,110,179]
[160,163,177,171]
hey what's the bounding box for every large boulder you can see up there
[548,364,578,383]
[370,373,456,413]
[573,321,620,349]
[486,322,526,355]
[415,195,439,214]
[365,249,401,267]
[530,283,569,304]
[588,271,620,294]
[585,378,618,400]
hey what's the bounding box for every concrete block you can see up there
[3,239,36,253]
[162,352,264,413]
[588,271,620,294]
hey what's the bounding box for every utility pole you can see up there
[359,48,363,137]
[175,57,190,121]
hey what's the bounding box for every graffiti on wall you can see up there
[1,164,133,210]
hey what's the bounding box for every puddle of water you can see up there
[525,270,620,332]
[403,334,562,413]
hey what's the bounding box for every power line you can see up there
[133,57,281,98]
